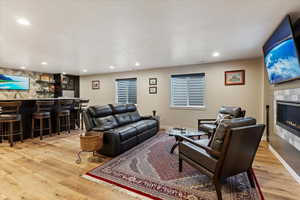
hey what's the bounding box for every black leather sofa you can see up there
[83,104,159,157]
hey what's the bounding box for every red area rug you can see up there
[84,132,263,200]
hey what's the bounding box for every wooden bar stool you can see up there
[79,99,89,130]
[57,99,73,134]
[31,101,54,140]
[0,101,23,147]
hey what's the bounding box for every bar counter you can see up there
[0,98,81,140]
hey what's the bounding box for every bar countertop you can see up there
[0,97,81,101]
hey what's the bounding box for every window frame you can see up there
[170,73,206,110]
[115,78,137,104]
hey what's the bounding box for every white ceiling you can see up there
[1,0,300,75]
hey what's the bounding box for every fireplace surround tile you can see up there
[274,88,300,152]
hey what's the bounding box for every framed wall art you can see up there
[149,78,157,85]
[92,80,100,89]
[149,86,157,94]
[225,70,245,86]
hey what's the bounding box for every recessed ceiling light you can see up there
[82,69,88,73]
[109,65,115,69]
[212,52,220,57]
[62,72,66,75]
[20,66,26,69]
[41,62,48,65]
[135,62,140,66]
[16,18,31,26]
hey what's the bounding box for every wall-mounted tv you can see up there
[263,15,300,84]
[0,74,29,90]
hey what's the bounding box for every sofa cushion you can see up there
[93,115,118,131]
[111,104,128,114]
[114,113,133,126]
[142,119,157,129]
[130,121,148,132]
[112,125,138,141]
[128,111,141,122]
[219,106,242,117]
[180,141,218,172]
[88,105,113,118]
[210,117,256,152]
[127,104,137,112]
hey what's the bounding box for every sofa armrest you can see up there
[198,119,217,124]
[97,129,121,157]
[178,135,221,158]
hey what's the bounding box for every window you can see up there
[116,78,137,104]
[171,73,205,107]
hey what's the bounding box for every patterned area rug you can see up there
[84,132,262,200]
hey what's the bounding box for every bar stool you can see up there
[31,101,54,140]
[72,99,81,129]
[0,101,23,147]
[79,99,89,130]
[57,99,73,134]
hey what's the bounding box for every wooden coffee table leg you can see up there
[170,142,179,154]
[170,136,180,154]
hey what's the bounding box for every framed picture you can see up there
[92,80,100,89]
[149,78,157,85]
[149,86,157,94]
[225,70,245,85]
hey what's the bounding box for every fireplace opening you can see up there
[277,100,300,137]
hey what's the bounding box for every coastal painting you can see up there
[0,74,29,90]
[225,70,245,85]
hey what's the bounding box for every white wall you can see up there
[80,58,264,129]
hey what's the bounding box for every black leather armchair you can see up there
[198,106,246,137]
[83,104,159,157]
[179,117,265,200]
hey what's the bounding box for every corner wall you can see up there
[80,58,264,129]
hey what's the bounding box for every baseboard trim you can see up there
[269,145,300,184]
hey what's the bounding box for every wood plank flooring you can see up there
[0,131,299,200]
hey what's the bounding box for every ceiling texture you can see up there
[1,0,300,75]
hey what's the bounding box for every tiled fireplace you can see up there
[274,88,300,151]
[277,101,300,137]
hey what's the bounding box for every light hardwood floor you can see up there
[0,131,299,200]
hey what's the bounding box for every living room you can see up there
[0,1,300,200]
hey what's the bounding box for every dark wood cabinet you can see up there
[54,74,80,97]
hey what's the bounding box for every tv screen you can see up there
[0,74,29,90]
[263,15,300,84]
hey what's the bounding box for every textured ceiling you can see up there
[1,0,300,75]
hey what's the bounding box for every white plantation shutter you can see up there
[116,78,137,104]
[171,73,205,107]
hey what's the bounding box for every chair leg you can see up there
[179,158,183,172]
[81,113,84,130]
[0,122,3,143]
[247,168,256,188]
[49,118,52,136]
[57,116,60,135]
[9,122,13,147]
[40,118,43,140]
[20,120,23,142]
[67,115,70,133]
[31,118,35,138]
[213,179,222,200]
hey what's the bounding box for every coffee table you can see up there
[168,128,207,154]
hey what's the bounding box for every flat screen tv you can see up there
[263,15,300,84]
[0,74,29,90]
